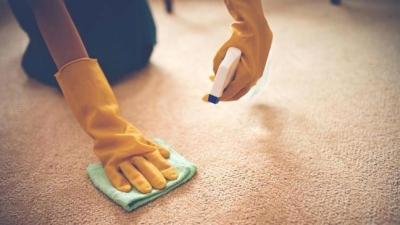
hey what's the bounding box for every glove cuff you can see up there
[55,58,121,137]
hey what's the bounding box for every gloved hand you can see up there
[211,0,273,101]
[56,58,178,193]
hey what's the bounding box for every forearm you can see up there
[28,0,88,69]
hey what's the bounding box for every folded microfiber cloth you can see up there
[87,139,197,211]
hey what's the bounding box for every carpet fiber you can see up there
[0,0,399,224]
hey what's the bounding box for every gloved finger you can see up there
[119,161,152,193]
[209,74,216,82]
[140,137,159,149]
[104,166,131,192]
[138,138,169,158]
[230,86,252,101]
[202,94,210,102]
[158,147,170,158]
[131,156,167,189]
[145,151,178,180]
[219,65,251,101]
[219,79,244,101]
[140,137,170,159]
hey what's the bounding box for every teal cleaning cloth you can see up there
[87,139,197,211]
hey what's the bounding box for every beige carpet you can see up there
[1,0,399,224]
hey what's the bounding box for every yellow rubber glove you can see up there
[56,58,178,193]
[212,0,273,101]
